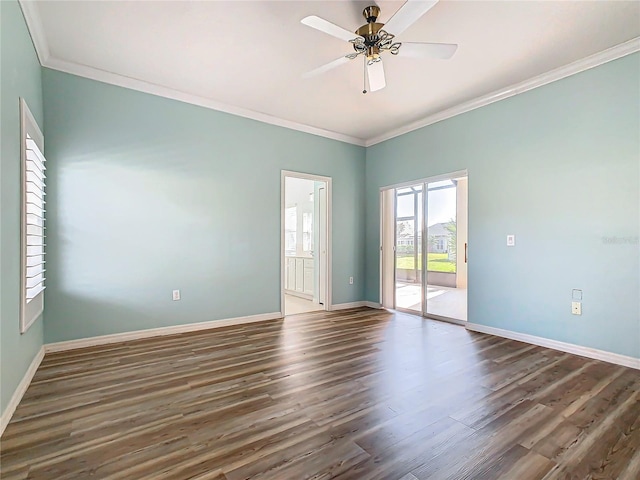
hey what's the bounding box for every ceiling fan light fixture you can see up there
[366,45,381,64]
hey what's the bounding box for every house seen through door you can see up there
[283,175,328,315]
[381,173,468,322]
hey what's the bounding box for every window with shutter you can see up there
[20,99,46,333]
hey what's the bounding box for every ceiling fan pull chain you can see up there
[363,56,368,95]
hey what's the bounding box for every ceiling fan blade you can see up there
[367,60,386,92]
[301,15,360,42]
[383,0,439,37]
[397,42,458,59]
[302,56,352,79]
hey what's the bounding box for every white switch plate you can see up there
[349,277,354,285]
[506,235,516,246]
[571,301,581,315]
[172,289,181,301]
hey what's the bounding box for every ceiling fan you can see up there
[301,0,458,93]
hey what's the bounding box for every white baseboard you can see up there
[364,301,383,309]
[466,323,640,370]
[329,301,384,311]
[45,312,283,353]
[1,346,45,437]
[330,301,366,311]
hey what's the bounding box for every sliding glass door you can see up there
[386,173,467,322]
[394,184,423,312]
[425,177,467,321]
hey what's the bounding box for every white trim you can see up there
[365,38,640,146]
[466,323,640,370]
[281,170,333,183]
[45,312,282,353]
[1,346,45,437]
[379,170,468,192]
[330,301,367,311]
[43,57,366,147]
[18,0,50,65]
[19,98,45,334]
[281,171,332,315]
[364,301,383,309]
[19,2,638,149]
[331,301,382,310]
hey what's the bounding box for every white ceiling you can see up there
[25,1,640,145]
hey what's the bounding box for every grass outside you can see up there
[396,253,456,273]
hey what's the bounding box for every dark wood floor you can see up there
[1,308,639,479]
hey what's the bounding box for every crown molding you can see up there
[19,0,638,148]
[18,0,50,64]
[18,3,365,147]
[365,37,640,146]
[43,58,367,147]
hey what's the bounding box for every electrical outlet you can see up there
[172,289,181,301]
[571,301,581,315]
[349,277,354,285]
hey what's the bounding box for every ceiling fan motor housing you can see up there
[356,6,385,47]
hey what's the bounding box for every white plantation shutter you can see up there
[24,133,46,299]
[20,99,46,333]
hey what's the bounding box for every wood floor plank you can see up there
[1,307,638,479]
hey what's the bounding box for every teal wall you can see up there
[0,1,45,413]
[4,3,637,383]
[42,69,366,343]
[365,53,640,359]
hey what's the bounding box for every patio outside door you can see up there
[384,172,468,322]
[394,184,423,312]
[425,176,467,321]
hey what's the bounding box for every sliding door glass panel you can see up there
[395,185,423,312]
[425,178,467,321]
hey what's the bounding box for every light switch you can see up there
[506,234,516,246]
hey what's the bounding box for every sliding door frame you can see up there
[380,170,468,323]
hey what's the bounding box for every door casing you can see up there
[281,170,332,315]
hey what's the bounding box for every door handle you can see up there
[465,243,468,263]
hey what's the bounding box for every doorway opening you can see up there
[381,172,468,322]
[281,171,331,315]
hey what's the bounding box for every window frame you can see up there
[20,98,45,334]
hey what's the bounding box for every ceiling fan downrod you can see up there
[356,6,384,46]
[353,6,402,62]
